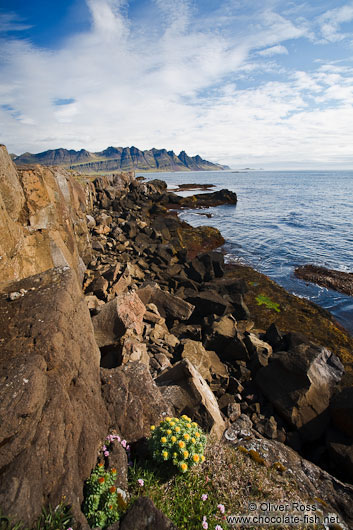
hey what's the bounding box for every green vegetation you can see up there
[82,463,120,528]
[149,415,207,473]
[0,504,72,530]
[255,293,281,312]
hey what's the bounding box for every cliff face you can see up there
[13,145,229,173]
[0,145,92,287]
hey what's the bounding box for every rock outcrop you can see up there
[295,264,353,296]
[0,145,91,287]
[256,341,344,441]
[0,267,109,525]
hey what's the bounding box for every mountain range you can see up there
[12,146,229,173]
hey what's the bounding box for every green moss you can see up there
[248,449,266,466]
[255,294,281,313]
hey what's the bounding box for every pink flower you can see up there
[202,516,208,529]
[104,450,109,457]
[121,439,127,448]
[102,445,107,451]
[201,494,208,501]
[217,504,225,514]
[215,526,223,530]
[137,478,144,487]
[126,444,130,451]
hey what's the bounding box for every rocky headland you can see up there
[295,264,353,297]
[12,147,229,174]
[0,143,353,529]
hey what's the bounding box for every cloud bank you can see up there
[1,0,353,168]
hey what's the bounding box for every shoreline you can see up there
[1,154,353,528]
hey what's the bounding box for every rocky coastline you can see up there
[0,143,353,529]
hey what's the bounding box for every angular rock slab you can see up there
[256,344,344,441]
[101,362,172,443]
[92,292,146,348]
[156,359,226,440]
[119,497,178,529]
[0,267,109,526]
[181,339,227,383]
[137,283,194,321]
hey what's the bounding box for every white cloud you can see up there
[318,3,353,42]
[257,44,289,56]
[1,0,353,168]
[0,12,32,33]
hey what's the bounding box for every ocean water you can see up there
[139,170,353,335]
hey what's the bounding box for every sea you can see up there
[138,169,353,335]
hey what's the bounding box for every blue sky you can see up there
[1,1,353,168]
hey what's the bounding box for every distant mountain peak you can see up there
[13,146,229,173]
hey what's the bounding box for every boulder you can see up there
[119,497,178,530]
[330,387,353,438]
[224,419,353,529]
[0,267,109,526]
[101,362,172,443]
[186,290,229,317]
[256,343,344,441]
[181,340,228,382]
[137,283,194,321]
[156,359,226,440]
[92,292,146,348]
[204,314,237,353]
[243,333,272,372]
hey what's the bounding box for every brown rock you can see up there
[0,267,109,526]
[0,144,25,220]
[0,146,91,287]
[101,362,172,443]
[119,497,178,530]
[137,283,194,321]
[92,292,146,348]
[256,343,344,441]
[156,359,226,440]
[181,340,227,383]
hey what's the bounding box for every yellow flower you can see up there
[150,425,155,431]
[181,415,188,420]
[201,455,205,462]
[183,450,189,458]
[167,429,172,435]
[191,438,196,444]
[193,454,200,462]
[161,437,167,443]
[170,421,175,426]
[183,433,190,441]
[165,417,172,422]
[178,441,185,448]
[171,436,177,443]
[175,426,180,433]
[163,451,169,459]
[180,462,188,472]
[173,452,178,458]
[173,418,179,422]
[186,423,191,428]
[195,432,200,438]
[192,422,197,427]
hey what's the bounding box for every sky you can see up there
[1,1,353,169]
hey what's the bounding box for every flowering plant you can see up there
[148,415,207,473]
[82,463,120,528]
